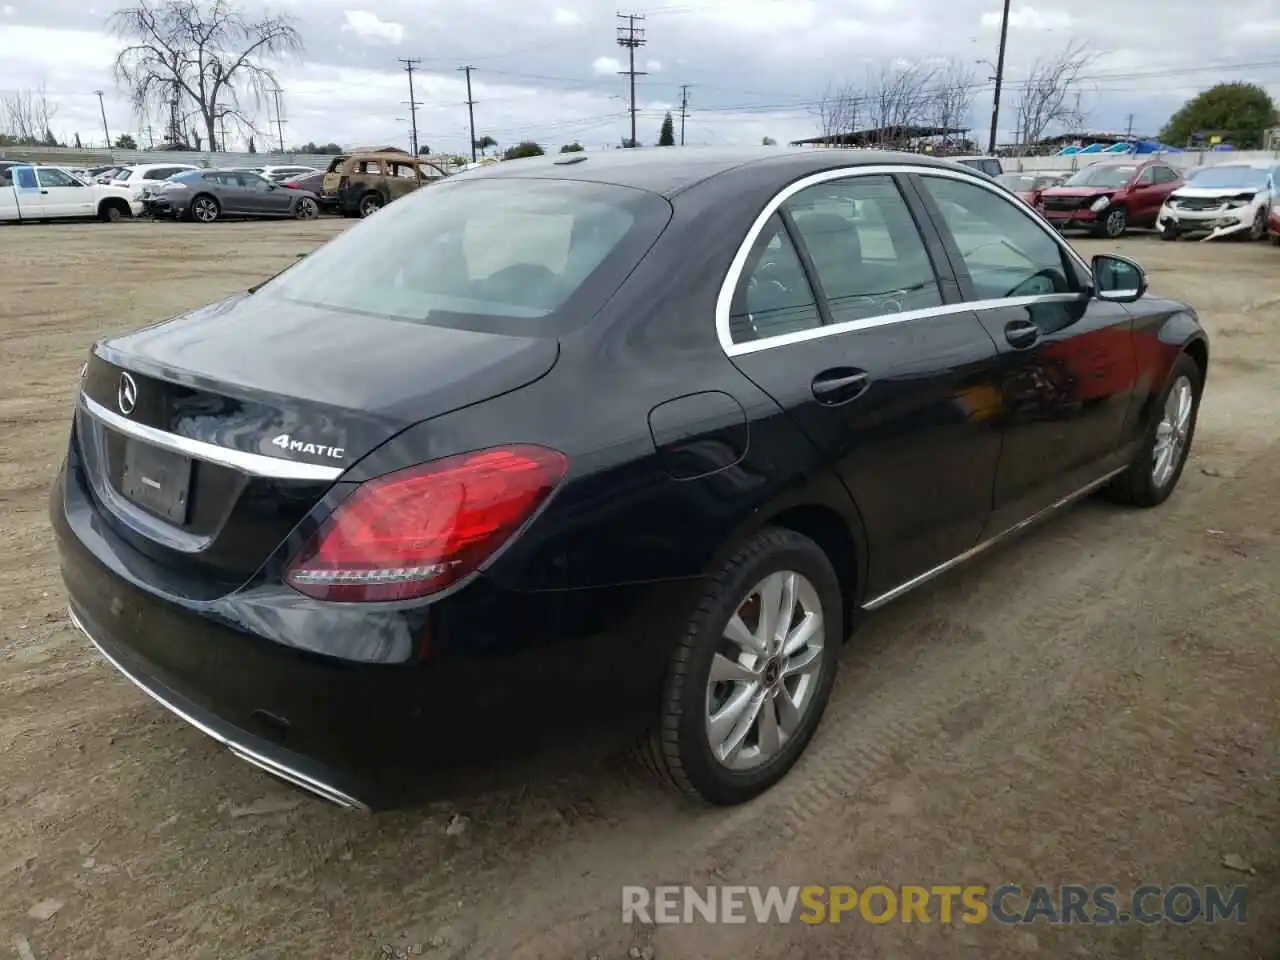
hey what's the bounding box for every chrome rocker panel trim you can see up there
[79,391,344,483]
[861,466,1127,611]
[68,606,368,810]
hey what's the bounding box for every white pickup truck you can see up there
[0,164,143,222]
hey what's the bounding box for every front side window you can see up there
[36,168,81,188]
[784,175,943,324]
[259,178,671,333]
[920,175,1076,302]
[728,214,822,344]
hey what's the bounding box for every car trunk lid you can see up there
[74,292,559,588]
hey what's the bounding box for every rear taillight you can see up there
[285,445,568,602]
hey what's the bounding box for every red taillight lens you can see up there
[285,445,568,602]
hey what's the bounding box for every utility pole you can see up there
[398,57,423,154]
[459,65,477,162]
[986,0,1012,154]
[145,124,155,149]
[269,87,286,153]
[1125,113,1134,138]
[219,110,229,153]
[94,90,111,149]
[616,13,647,148]
[168,80,182,147]
[678,83,689,146]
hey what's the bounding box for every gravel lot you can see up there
[1,219,1278,959]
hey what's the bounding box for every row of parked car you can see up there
[62,149,451,223]
[992,159,1280,243]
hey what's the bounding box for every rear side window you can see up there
[260,178,673,334]
[785,175,943,324]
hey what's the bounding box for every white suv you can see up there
[110,162,202,201]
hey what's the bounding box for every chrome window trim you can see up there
[79,391,344,482]
[715,163,1094,358]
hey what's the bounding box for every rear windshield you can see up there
[258,177,673,334]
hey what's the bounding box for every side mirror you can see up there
[1092,254,1147,303]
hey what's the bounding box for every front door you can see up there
[724,172,1004,597]
[35,167,94,216]
[911,171,1139,531]
[240,171,292,214]
[11,166,48,216]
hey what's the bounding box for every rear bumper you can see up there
[51,440,690,808]
[1267,209,1280,237]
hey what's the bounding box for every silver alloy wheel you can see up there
[1105,209,1126,237]
[295,197,318,219]
[360,194,381,217]
[705,570,825,771]
[1152,375,1193,488]
[193,197,218,223]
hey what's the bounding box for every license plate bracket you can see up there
[121,440,193,525]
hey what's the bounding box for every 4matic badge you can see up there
[271,434,345,460]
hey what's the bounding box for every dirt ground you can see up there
[1,218,1278,960]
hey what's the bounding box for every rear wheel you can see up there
[638,527,843,805]
[294,196,318,220]
[358,192,382,218]
[190,194,220,224]
[1103,353,1202,508]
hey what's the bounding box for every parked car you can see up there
[1038,159,1183,238]
[996,171,1065,206]
[1156,162,1279,241]
[280,170,326,196]
[149,168,321,222]
[320,150,448,217]
[0,164,141,222]
[951,155,1004,178]
[260,164,319,183]
[110,162,201,203]
[53,148,1208,810]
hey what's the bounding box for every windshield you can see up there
[258,177,673,333]
[1064,165,1137,187]
[1184,166,1270,190]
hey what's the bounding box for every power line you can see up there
[398,57,423,154]
[679,83,690,145]
[94,89,111,149]
[616,12,647,148]
[459,65,478,162]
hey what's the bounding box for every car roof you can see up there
[453,146,987,198]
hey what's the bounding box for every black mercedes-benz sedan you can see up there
[52,147,1208,810]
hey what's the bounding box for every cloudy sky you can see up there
[1,0,1278,154]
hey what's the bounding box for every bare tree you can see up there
[864,62,939,147]
[1014,40,1093,154]
[110,0,302,152]
[2,83,58,144]
[812,81,863,144]
[927,59,976,149]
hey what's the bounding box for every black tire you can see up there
[1247,209,1266,242]
[1096,206,1128,239]
[294,196,319,220]
[190,194,220,224]
[1159,223,1178,241]
[1270,233,1280,247]
[1103,353,1203,508]
[358,192,382,218]
[637,527,843,805]
[98,201,125,223]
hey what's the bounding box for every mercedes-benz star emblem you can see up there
[117,372,138,416]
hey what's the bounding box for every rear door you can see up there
[723,169,1004,598]
[910,171,1138,531]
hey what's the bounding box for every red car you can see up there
[996,172,1065,207]
[1269,201,1280,246]
[1038,159,1183,239]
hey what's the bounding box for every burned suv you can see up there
[320,150,448,218]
